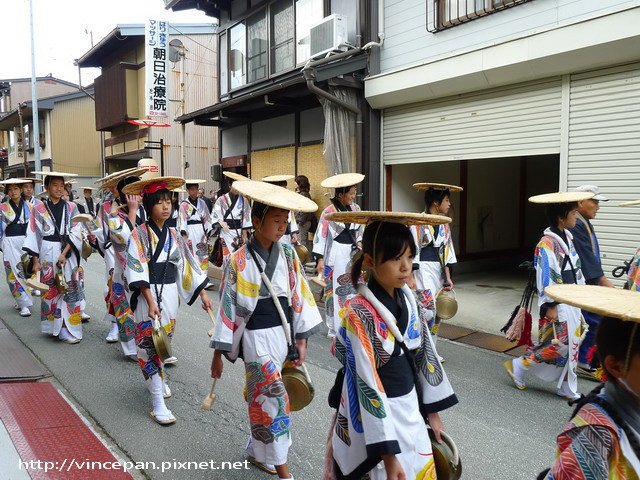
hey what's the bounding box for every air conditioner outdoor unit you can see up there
[309,14,347,58]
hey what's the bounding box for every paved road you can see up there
[1,256,596,479]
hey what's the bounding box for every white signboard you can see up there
[145,20,170,118]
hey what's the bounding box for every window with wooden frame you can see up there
[428,0,534,32]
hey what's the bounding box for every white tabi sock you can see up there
[146,375,174,420]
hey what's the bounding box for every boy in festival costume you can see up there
[122,176,212,425]
[0,179,33,317]
[212,171,252,264]
[325,210,457,480]
[540,284,640,479]
[261,175,299,245]
[23,171,86,344]
[313,173,365,338]
[178,179,212,271]
[211,180,322,480]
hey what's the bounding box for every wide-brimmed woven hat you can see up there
[32,171,78,181]
[100,167,149,190]
[184,179,206,184]
[320,173,365,189]
[172,187,187,193]
[620,200,640,207]
[96,167,138,184]
[122,176,186,196]
[19,177,43,184]
[65,179,77,185]
[413,182,463,192]
[223,171,250,181]
[326,211,451,226]
[545,285,640,323]
[528,191,594,204]
[0,178,29,185]
[233,180,317,212]
[80,186,96,191]
[262,174,295,183]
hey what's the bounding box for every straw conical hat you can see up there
[101,167,149,190]
[0,178,29,185]
[528,192,594,204]
[32,171,78,180]
[232,180,317,213]
[326,211,451,226]
[223,171,250,181]
[413,182,463,192]
[18,177,43,184]
[545,285,640,323]
[172,187,187,193]
[262,174,294,183]
[184,179,206,184]
[620,200,640,207]
[321,173,365,189]
[122,176,186,196]
[79,186,97,191]
[95,167,139,184]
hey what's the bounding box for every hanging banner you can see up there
[145,20,170,118]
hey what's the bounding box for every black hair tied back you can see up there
[350,221,417,287]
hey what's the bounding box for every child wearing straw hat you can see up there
[539,285,640,479]
[122,176,212,425]
[505,191,594,401]
[262,175,300,245]
[23,172,86,344]
[324,210,458,480]
[210,180,322,480]
[178,179,212,272]
[312,173,365,338]
[0,179,33,317]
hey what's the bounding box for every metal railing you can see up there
[427,0,534,32]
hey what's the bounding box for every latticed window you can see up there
[427,0,534,32]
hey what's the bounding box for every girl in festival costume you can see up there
[23,172,86,344]
[411,184,460,352]
[122,177,212,425]
[538,285,640,480]
[505,191,594,401]
[211,180,322,480]
[0,179,33,317]
[212,171,252,265]
[313,173,365,338]
[326,210,458,480]
[178,179,212,271]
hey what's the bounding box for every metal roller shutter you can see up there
[383,78,562,165]
[567,63,640,281]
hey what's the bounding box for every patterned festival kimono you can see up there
[177,196,212,271]
[107,206,145,355]
[23,199,86,338]
[95,193,117,323]
[331,280,458,479]
[126,221,208,380]
[0,199,33,309]
[521,228,585,396]
[628,248,640,292]
[412,222,457,334]
[546,383,640,480]
[279,211,299,246]
[211,238,322,466]
[312,201,364,336]
[212,192,252,263]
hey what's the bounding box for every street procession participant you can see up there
[23,171,86,344]
[123,176,212,426]
[0,179,33,317]
[95,167,146,343]
[21,177,43,208]
[504,191,594,401]
[177,179,212,271]
[210,180,322,480]
[261,175,299,245]
[539,284,640,480]
[105,173,148,361]
[313,173,365,338]
[620,199,640,292]
[75,186,98,217]
[212,171,252,264]
[325,210,458,480]
[411,182,461,351]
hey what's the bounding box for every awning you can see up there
[105,148,149,162]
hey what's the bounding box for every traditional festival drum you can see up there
[55,267,69,294]
[309,274,326,303]
[429,429,462,480]
[281,361,315,411]
[293,243,310,265]
[436,289,458,320]
[151,315,172,362]
[21,253,34,278]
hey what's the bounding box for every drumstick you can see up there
[207,308,216,337]
[201,379,217,410]
[551,319,560,346]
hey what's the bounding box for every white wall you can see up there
[221,125,248,157]
[381,0,639,73]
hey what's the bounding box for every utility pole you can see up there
[29,0,42,190]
